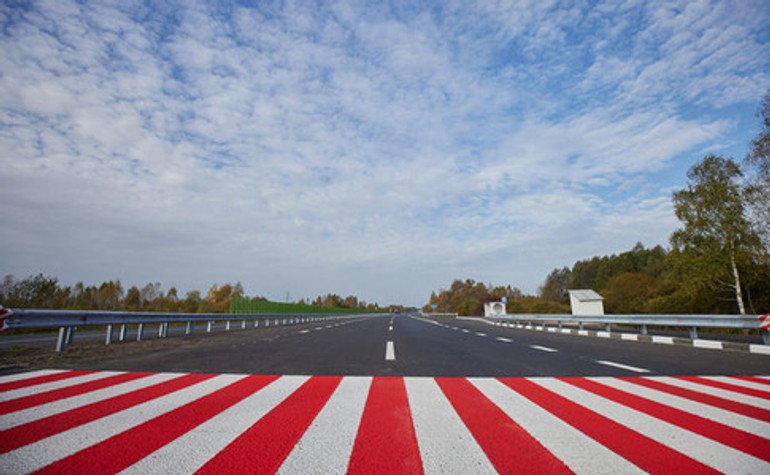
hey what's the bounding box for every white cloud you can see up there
[1,1,768,306]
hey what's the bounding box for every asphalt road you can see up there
[36,313,770,377]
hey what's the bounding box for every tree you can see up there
[670,155,763,314]
[745,90,770,249]
[538,267,571,304]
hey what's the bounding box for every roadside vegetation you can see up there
[0,277,395,314]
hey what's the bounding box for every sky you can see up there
[1,0,768,307]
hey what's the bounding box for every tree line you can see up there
[0,276,389,313]
[426,91,770,316]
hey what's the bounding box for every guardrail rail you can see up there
[489,312,770,345]
[0,307,378,352]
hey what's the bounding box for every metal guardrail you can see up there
[492,313,770,344]
[0,307,377,352]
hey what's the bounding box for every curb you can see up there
[473,318,770,356]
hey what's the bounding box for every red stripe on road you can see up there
[347,377,423,475]
[34,375,278,474]
[0,373,214,454]
[675,376,770,400]
[624,378,770,423]
[196,376,340,474]
[0,371,93,392]
[437,377,572,474]
[499,378,718,474]
[0,372,152,415]
[562,378,770,462]
[732,376,770,387]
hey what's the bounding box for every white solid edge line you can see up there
[470,378,644,475]
[530,345,558,353]
[591,377,770,438]
[405,377,496,474]
[531,378,769,473]
[496,337,513,343]
[0,372,184,430]
[2,374,247,474]
[385,341,395,361]
[123,376,309,475]
[0,371,125,402]
[595,360,650,374]
[278,377,372,475]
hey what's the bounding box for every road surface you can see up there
[1,314,768,473]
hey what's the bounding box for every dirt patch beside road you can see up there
[0,326,291,375]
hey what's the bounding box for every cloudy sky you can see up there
[1,1,768,307]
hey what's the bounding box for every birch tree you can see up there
[670,155,762,314]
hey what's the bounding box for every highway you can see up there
[1,314,769,473]
[39,313,770,377]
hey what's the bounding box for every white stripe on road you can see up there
[279,377,372,475]
[385,341,395,361]
[122,376,308,475]
[0,369,66,384]
[530,345,558,353]
[0,372,184,430]
[531,377,768,473]
[591,377,770,438]
[1,374,246,474]
[405,377,496,474]
[471,378,644,474]
[475,332,487,337]
[495,337,513,343]
[703,375,770,392]
[655,376,770,409]
[595,360,650,374]
[0,371,124,402]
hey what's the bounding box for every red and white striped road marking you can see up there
[1,370,769,474]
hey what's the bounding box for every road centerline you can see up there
[595,360,650,373]
[385,341,395,361]
[529,345,558,353]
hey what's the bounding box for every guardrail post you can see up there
[762,329,770,345]
[225,321,231,331]
[56,327,67,353]
[578,321,583,331]
[186,321,192,335]
[163,322,169,338]
[65,326,75,345]
[605,323,611,333]
[207,321,212,333]
[158,323,164,337]
[254,319,259,328]
[640,324,648,335]
[241,320,246,329]
[119,324,127,342]
[689,326,698,340]
[105,325,113,345]
[137,323,144,341]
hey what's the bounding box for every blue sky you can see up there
[1,0,768,307]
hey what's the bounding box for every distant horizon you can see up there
[2,1,768,308]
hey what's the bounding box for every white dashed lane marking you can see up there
[595,360,650,374]
[530,345,558,353]
[385,341,396,361]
